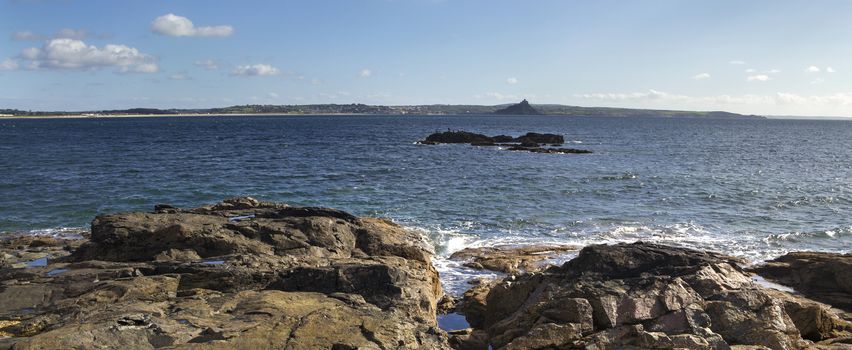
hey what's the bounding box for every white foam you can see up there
[9,227,87,239]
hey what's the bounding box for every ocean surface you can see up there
[1,115,850,293]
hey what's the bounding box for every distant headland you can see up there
[0,100,765,119]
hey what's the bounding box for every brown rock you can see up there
[0,198,450,349]
[459,242,846,349]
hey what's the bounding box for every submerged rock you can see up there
[506,145,593,154]
[457,242,852,349]
[751,251,852,311]
[449,244,579,274]
[0,198,450,349]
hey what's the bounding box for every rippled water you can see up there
[1,115,850,285]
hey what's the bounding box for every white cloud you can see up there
[169,72,191,80]
[747,74,770,82]
[17,38,158,73]
[359,68,372,78]
[572,89,852,116]
[806,66,821,73]
[267,92,280,99]
[826,67,836,73]
[231,64,280,76]
[811,78,825,85]
[745,68,756,73]
[506,77,518,84]
[729,60,746,65]
[151,14,233,37]
[769,69,781,74]
[0,58,19,70]
[54,28,88,40]
[474,92,536,101]
[573,89,691,103]
[20,47,40,60]
[12,28,102,41]
[11,31,39,41]
[193,59,218,70]
[692,73,711,80]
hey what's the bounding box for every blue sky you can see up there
[1,0,851,116]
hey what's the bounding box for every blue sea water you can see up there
[1,115,850,289]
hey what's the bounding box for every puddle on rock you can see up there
[46,268,68,276]
[437,312,470,331]
[25,257,48,268]
[751,275,797,293]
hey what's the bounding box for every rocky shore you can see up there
[1,199,850,349]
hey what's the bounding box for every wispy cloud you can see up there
[152,14,233,37]
[231,64,280,76]
[574,89,852,115]
[11,30,39,41]
[692,73,711,80]
[506,77,518,84]
[193,59,218,70]
[806,66,821,73]
[11,28,106,41]
[168,72,191,80]
[747,74,770,82]
[0,58,19,71]
[826,67,836,73]
[14,38,158,73]
[359,68,372,78]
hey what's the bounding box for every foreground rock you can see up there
[449,244,579,274]
[0,198,450,349]
[752,252,852,311]
[455,242,852,349]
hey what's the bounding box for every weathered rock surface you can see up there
[0,198,450,349]
[457,242,852,349]
[752,252,852,311]
[449,244,579,274]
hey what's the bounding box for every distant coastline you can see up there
[0,100,768,120]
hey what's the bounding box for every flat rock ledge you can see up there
[418,131,592,154]
[449,244,580,275]
[452,242,852,350]
[0,198,451,349]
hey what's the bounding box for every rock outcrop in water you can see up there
[0,198,450,349]
[419,130,591,154]
[452,242,852,349]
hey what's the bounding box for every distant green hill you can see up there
[1,102,765,119]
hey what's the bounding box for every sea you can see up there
[1,115,850,294]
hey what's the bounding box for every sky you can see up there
[1,0,852,117]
